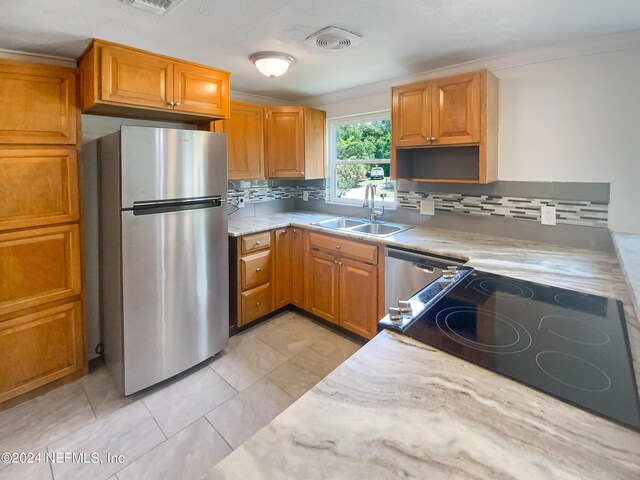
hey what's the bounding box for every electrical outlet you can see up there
[420,199,435,216]
[237,197,245,208]
[302,191,309,201]
[541,205,556,225]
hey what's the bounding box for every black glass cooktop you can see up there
[402,270,640,431]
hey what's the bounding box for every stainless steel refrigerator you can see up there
[98,126,229,395]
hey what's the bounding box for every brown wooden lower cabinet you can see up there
[232,227,383,339]
[306,248,340,324]
[274,228,290,309]
[339,258,379,338]
[0,301,84,403]
[290,228,305,308]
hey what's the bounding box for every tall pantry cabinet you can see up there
[0,59,85,406]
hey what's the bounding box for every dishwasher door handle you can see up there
[413,263,436,273]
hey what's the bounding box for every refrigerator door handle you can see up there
[129,196,224,216]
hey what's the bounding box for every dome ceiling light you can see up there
[250,52,295,78]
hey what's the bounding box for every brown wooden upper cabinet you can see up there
[392,71,482,147]
[79,40,230,120]
[265,106,325,179]
[0,60,77,145]
[214,101,265,180]
[391,69,498,184]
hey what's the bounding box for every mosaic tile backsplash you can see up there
[228,185,327,204]
[396,191,608,228]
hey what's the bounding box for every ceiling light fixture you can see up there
[250,52,295,78]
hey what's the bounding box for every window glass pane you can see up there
[336,120,390,161]
[336,164,395,202]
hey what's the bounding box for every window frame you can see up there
[327,110,396,208]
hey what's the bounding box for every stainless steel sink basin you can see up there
[350,223,410,236]
[313,217,368,229]
[311,217,412,237]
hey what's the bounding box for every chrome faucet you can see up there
[363,183,384,223]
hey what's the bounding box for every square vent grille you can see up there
[128,0,185,15]
[304,26,361,51]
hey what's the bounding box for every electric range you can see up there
[379,268,640,431]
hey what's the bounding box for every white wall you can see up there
[310,46,640,234]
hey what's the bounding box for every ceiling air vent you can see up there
[304,26,362,51]
[128,0,185,15]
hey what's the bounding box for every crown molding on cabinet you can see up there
[298,29,640,109]
[0,49,77,68]
[230,90,294,105]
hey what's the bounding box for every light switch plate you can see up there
[541,205,556,225]
[302,191,309,201]
[420,199,435,216]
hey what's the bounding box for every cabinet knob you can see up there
[430,137,437,142]
[255,241,261,246]
[334,260,338,264]
[339,261,342,265]
[174,102,181,107]
[335,245,341,249]
[280,229,286,234]
[256,301,261,307]
[167,101,175,106]
[292,229,298,234]
[256,267,261,272]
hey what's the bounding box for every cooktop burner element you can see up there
[554,293,607,314]
[436,306,532,354]
[381,270,640,431]
[469,277,534,301]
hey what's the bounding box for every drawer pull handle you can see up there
[256,267,261,272]
[256,301,261,307]
[255,241,261,246]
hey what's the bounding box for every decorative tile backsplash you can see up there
[228,185,327,203]
[396,191,609,228]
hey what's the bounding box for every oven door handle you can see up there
[413,263,436,273]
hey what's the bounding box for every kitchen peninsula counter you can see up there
[213,212,640,479]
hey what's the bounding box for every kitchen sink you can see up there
[313,217,368,229]
[311,217,412,237]
[350,223,410,236]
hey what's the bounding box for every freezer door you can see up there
[120,203,229,395]
[120,126,227,207]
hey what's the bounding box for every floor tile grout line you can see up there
[81,383,99,421]
[204,415,234,452]
[140,399,169,441]
[46,444,55,480]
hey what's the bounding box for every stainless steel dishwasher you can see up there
[384,246,466,311]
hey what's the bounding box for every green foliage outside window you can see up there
[335,120,391,197]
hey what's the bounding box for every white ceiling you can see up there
[1,0,640,101]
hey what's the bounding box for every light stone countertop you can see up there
[214,211,640,479]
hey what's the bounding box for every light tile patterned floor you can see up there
[0,311,362,480]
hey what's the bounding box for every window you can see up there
[328,111,394,206]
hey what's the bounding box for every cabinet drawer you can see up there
[0,148,79,231]
[309,231,377,264]
[0,224,81,316]
[241,250,271,290]
[240,283,273,326]
[241,231,271,254]
[0,301,83,403]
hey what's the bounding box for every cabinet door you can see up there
[306,249,339,324]
[274,228,290,309]
[173,62,230,117]
[100,44,174,110]
[391,81,431,147]
[290,228,305,308]
[0,148,79,231]
[265,107,305,178]
[339,258,378,339]
[0,224,82,316]
[0,301,83,403]
[0,61,76,144]
[431,72,481,145]
[223,102,264,179]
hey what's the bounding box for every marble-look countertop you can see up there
[612,232,640,320]
[214,211,640,479]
